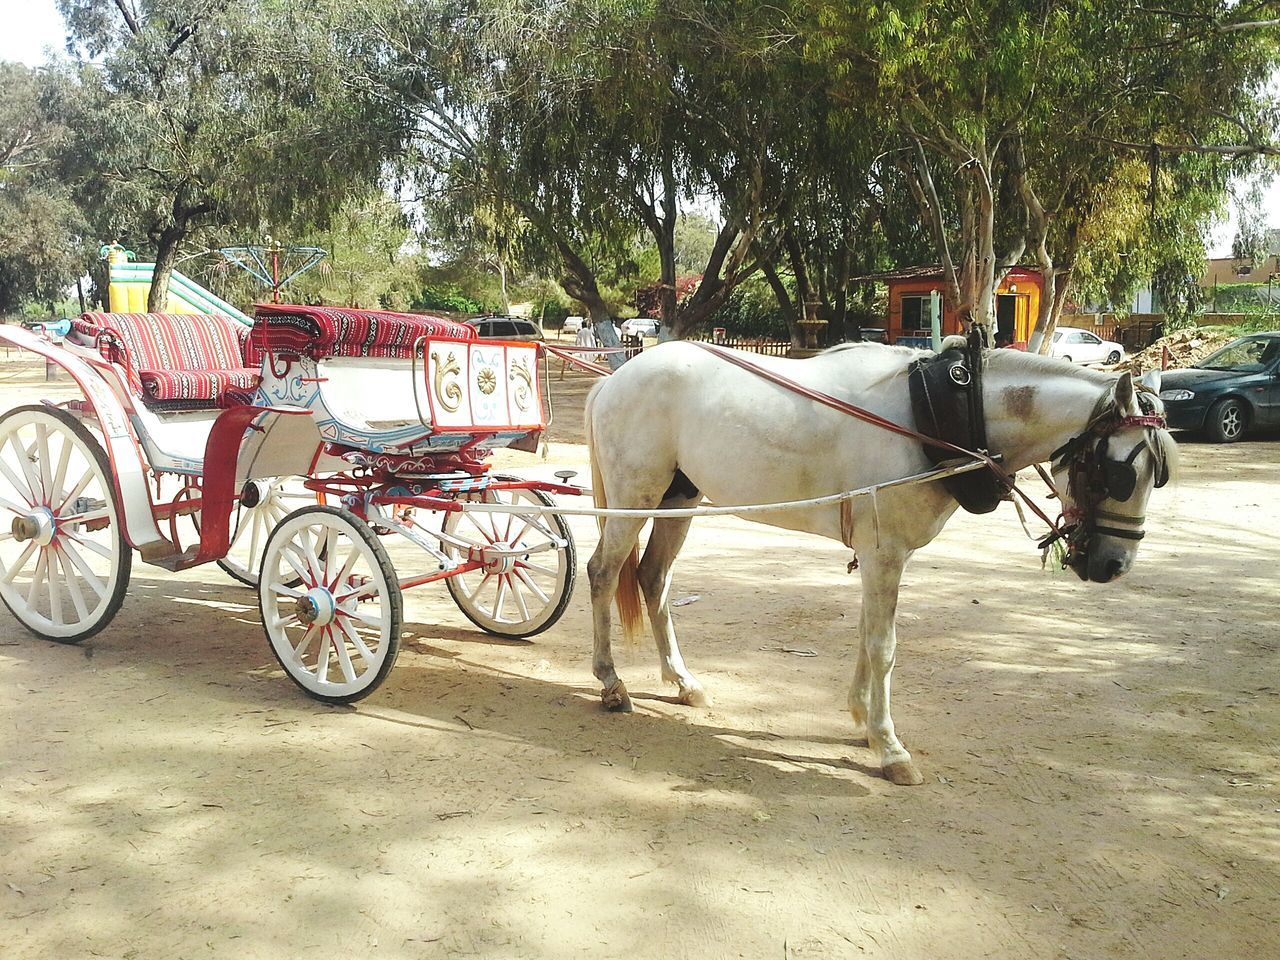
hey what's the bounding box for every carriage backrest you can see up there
[74,312,257,373]
[72,312,261,408]
[250,304,476,361]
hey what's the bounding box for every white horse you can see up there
[584,338,1175,786]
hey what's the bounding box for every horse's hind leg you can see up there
[588,515,648,712]
[857,549,924,786]
[637,513,709,707]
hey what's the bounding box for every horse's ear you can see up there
[1114,371,1138,413]
[1139,370,1162,395]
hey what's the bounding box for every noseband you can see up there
[1041,390,1168,567]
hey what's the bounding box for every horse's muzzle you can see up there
[1084,545,1133,583]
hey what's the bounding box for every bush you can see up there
[412,285,484,314]
[708,281,789,338]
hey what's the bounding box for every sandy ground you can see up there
[1,349,1278,959]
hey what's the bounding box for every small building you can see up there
[1202,256,1280,286]
[851,265,1044,348]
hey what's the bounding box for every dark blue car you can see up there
[1158,332,1280,442]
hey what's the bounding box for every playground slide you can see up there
[107,261,253,327]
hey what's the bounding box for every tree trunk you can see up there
[761,261,803,349]
[147,225,184,313]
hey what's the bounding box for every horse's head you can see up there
[1049,372,1177,583]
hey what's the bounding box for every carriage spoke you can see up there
[57,467,95,513]
[46,548,65,625]
[50,432,72,506]
[513,567,550,604]
[267,580,305,599]
[491,575,508,620]
[227,506,252,549]
[517,559,558,578]
[57,546,90,621]
[291,624,317,659]
[314,628,332,681]
[338,617,376,664]
[35,424,52,504]
[60,530,113,559]
[330,543,361,593]
[0,495,29,515]
[321,528,337,583]
[26,549,48,607]
[0,454,34,507]
[279,542,312,584]
[342,606,383,629]
[246,510,264,572]
[3,541,37,584]
[333,628,358,683]
[462,570,494,602]
[300,527,323,581]
[58,539,107,600]
[509,574,530,621]
[60,509,110,527]
[15,436,43,503]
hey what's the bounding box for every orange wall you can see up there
[884,269,1043,344]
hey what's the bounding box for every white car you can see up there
[561,316,586,336]
[1050,328,1125,365]
[620,317,660,338]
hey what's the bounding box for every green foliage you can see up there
[51,0,397,308]
[0,63,88,313]
[709,279,789,338]
[413,285,484,314]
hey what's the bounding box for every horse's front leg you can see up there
[854,549,924,786]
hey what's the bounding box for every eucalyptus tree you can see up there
[52,0,394,311]
[0,62,86,313]
[801,0,1279,347]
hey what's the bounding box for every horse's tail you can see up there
[586,383,644,642]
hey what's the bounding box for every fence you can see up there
[688,334,792,356]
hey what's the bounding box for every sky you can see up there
[3,0,1276,259]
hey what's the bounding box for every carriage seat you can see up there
[250,303,476,361]
[72,312,261,410]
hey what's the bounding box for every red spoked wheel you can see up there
[0,406,131,643]
[258,506,402,703]
[443,485,576,638]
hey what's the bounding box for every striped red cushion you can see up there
[78,312,254,371]
[251,304,475,359]
[138,368,261,403]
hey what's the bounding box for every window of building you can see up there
[901,295,936,332]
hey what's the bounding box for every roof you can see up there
[847,265,1044,284]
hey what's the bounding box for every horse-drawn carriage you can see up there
[0,305,580,702]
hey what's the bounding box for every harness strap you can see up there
[689,341,1069,540]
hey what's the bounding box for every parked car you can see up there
[620,317,660,338]
[561,316,586,336]
[1158,332,1280,442]
[466,316,545,342]
[1050,328,1125,365]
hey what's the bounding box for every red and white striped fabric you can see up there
[251,303,476,360]
[75,312,261,408]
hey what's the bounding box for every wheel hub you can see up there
[484,542,518,574]
[12,508,55,546]
[296,587,337,626]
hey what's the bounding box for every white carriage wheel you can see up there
[0,405,132,643]
[218,478,320,587]
[258,506,402,703]
[443,485,576,638]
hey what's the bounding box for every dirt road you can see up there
[1,352,1277,959]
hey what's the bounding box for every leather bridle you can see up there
[1041,390,1169,570]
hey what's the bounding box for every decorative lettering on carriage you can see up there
[431,350,463,413]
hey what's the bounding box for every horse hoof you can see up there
[679,686,712,708]
[882,760,924,786]
[602,682,633,713]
